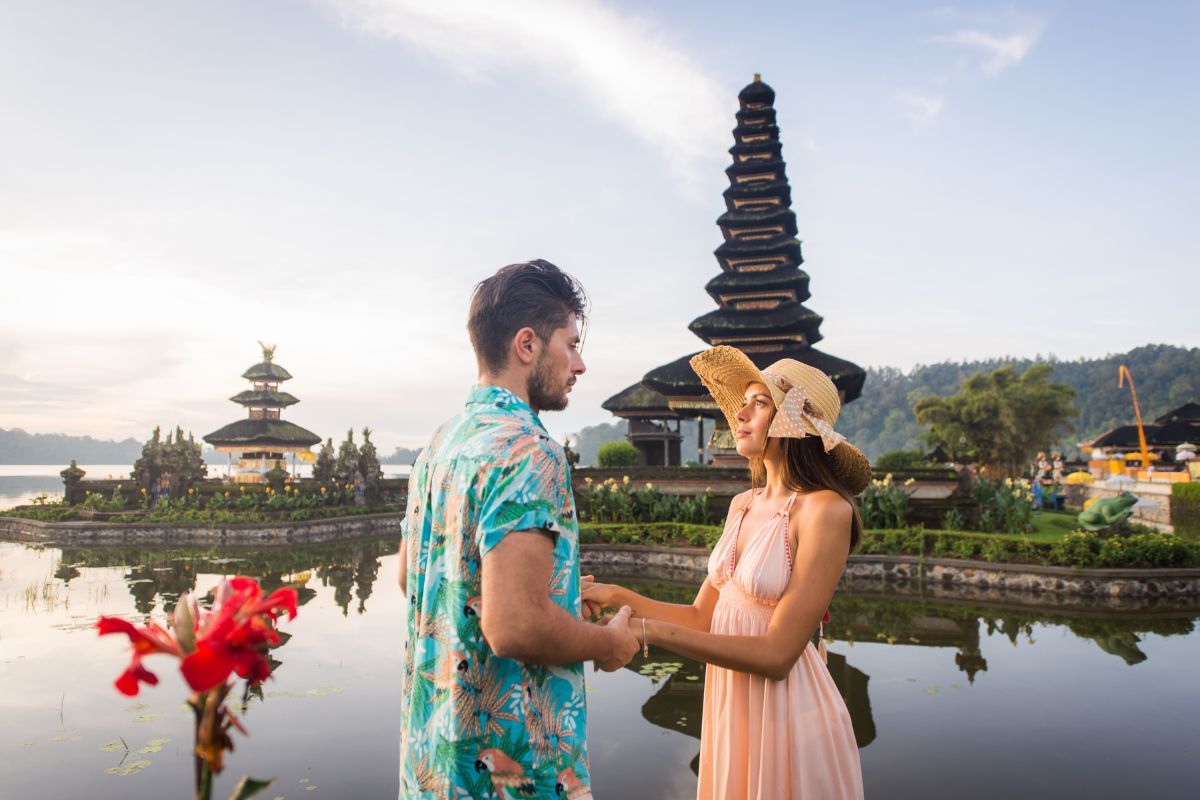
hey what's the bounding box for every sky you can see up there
[1,0,1197,452]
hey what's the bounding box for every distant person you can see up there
[396,260,638,799]
[584,346,867,799]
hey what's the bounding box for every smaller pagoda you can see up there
[203,342,321,483]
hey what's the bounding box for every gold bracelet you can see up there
[641,617,649,658]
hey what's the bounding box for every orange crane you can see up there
[1117,365,1151,476]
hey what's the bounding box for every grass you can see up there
[1028,510,1082,541]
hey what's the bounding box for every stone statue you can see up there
[265,460,289,493]
[562,437,580,468]
[60,460,86,505]
[1077,493,1138,531]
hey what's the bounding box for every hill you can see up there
[0,428,142,464]
[837,344,1200,460]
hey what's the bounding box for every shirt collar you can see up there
[466,383,547,432]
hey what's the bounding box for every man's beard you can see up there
[528,352,570,412]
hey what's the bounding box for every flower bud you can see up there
[172,593,196,652]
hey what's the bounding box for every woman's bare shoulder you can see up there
[802,488,852,510]
[795,490,853,528]
[728,488,755,514]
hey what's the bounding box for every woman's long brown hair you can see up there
[748,436,863,551]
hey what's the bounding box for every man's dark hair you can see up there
[468,260,589,373]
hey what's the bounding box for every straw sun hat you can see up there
[689,345,872,494]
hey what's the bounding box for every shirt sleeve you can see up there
[475,436,570,558]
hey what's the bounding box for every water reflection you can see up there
[52,539,395,617]
[828,591,1196,670]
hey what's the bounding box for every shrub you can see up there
[597,440,640,468]
[578,523,723,548]
[576,477,713,525]
[972,477,1034,534]
[860,475,912,529]
[873,449,931,471]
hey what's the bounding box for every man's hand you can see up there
[594,605,638,672]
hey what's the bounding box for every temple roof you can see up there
[739,76,776,107]
[230,390,300,408]
[716,207,798,236]
[242,362,293,382]
[601,382,678,418]
[714,235,802,259]
[704,268,811,302]
[1154,402,1200,425]
[203,418,321,448]
[1084,419,1200,449]
[643,346,865,406]
[689,303,823,343]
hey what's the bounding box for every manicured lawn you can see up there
[1029,509,1081,541]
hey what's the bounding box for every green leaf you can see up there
[229,776,275,800]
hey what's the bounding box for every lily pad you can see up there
[133,712,161,723]
[138,738,171,754]
[100,741,126,753]
[106,759,152,776]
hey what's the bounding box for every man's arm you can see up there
[480,529,638,669]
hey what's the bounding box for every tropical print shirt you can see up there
[398,384,590,800]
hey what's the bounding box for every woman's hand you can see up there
[581,574,625,620]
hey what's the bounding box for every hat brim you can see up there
[689,346,873,495]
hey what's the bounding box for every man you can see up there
[397,260,639,799]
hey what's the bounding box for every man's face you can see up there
[528,314,586,412]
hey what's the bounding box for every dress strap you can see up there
[726,490,761,576]
[780,492,798,571]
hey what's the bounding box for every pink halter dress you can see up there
[698,490,864,800]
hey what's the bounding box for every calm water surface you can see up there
[1,537,1197,799]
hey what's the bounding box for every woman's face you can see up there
[734,381,775,457]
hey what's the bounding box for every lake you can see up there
[0,536,1197,799]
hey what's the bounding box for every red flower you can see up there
[97,577,298,696]
[96,617,184,696]
[180,578,298,693]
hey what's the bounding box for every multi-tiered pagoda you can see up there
[203,343,321,482]
[604,75,865,466]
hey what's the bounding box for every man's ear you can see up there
[511,326,540,367]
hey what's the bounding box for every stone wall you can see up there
[0,512,403,545]
[580,545,1200,604]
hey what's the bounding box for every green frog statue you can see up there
[1077,492,1138,531]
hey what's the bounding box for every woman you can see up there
[583,346,867,799]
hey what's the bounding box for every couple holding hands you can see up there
[398,260,864,799]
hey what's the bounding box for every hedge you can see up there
[579,524,1200,570]
[1171,483,1200,541]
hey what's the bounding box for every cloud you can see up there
[896,91,944,125]
[930,23,1044,75]
[319,0,730,181]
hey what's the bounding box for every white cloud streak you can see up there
[319,0,731,180]
[896,91,944,125]
[930,23,1044,75]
